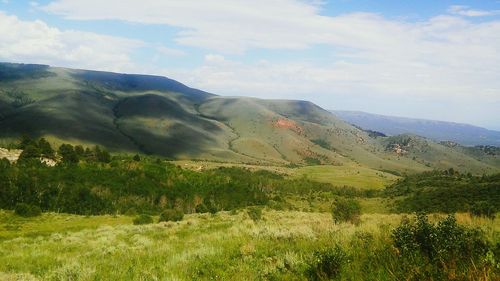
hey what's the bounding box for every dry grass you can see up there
[0,210,497,280]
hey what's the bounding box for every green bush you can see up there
[195,203,208,213]
[14,203,42,217]
[247,207,262,222]
[133,214,153,225]
[307,245,348,281]
[392,213,490,280]
[470,201,496,219]
[331,198,361,224]
[124,207,138,216]
[159,209,184,222]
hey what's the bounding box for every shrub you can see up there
[247,207,262,222]
[307,245,348,281]
[15,203,42,217]
[159,209,184,222]
[124,207,138,216]
[470,201,496,219]
[331,198,361,224]
[133,154,141,161]
[195,203,208,213]
[133,214,153,225]
[392,213,490,280]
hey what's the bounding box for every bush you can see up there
[159,209,184,222]
[133,154,141,162]
[392,213,490,280]
[133,214,153,225]
[195,203,208,213]
[124,207,138,216]
[15,203,42,217]
[247,207,262,222]
[470,201,496,219]
[307,245,348,280]
[331,198,361,224]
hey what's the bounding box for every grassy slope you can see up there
[0,63,498,174]
[0,210,497,280]
[293,164,399,190]
[171,160,399,190]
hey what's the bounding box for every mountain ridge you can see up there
[0,62,498,174]
[332,110,500,147]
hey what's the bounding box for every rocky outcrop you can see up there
[0,148,21,162]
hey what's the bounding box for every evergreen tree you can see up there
[38,138,54,158]
[18,145,41,160]
[59,144,79,163]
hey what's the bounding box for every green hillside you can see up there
[1,62,498,174]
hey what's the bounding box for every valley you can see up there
[0,63,499,280]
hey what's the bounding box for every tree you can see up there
[74,145,85,158]
[94,146,111,163]
[18,145,40,160]
[18,134,35,149]
[38,138,54,158]
[59,144,79,163]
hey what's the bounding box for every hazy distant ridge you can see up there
[332,110,500,146]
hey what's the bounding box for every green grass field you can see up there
[171,161,400,190]
[293,164,399,190]
[1,210,497,280]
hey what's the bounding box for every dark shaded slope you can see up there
[73,70,213,102]
[0,90,137,150]
[114,94,226,157]
[0,63,55,82]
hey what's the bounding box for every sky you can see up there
[0,1,499,130]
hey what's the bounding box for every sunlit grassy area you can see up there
[1,210,497,280]
[171,160,399,190]
[293,164,399,190]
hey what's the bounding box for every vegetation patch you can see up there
[159,209,184,222]
[14,203,41,217]
[331,198,361,225]
[133,214,154,225]
[385,170,500,214]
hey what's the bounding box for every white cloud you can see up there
[448,5,500,17]
[0,12,143,72]
[43,0,331,53]
[204,54,226,64]
[155,46,186,57]
[27,1,500,125]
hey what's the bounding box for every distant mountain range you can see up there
[332,110,500,147]
[0,62,498,174]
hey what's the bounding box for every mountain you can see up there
[0,62,499,175]
[332,110,500,147]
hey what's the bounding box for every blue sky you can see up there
[1,0,499,129]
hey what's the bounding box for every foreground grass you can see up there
[0,210,497,280]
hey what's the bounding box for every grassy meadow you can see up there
[0,139,499,280]
[1,209,498,281]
